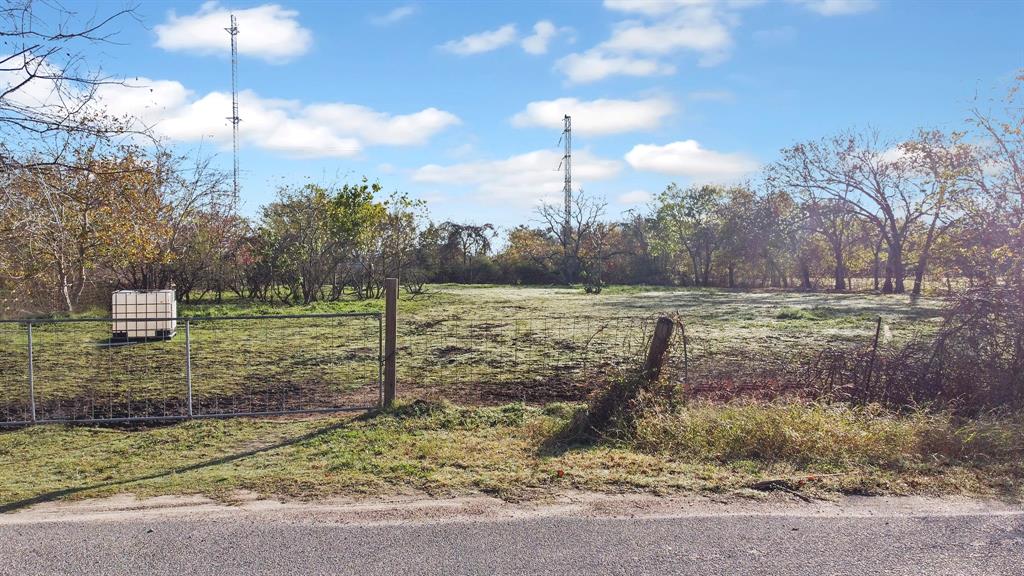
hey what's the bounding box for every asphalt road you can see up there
[1,498,1022,575]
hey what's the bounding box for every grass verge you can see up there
[1,400,1020,511]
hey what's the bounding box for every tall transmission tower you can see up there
[226,14,240,204]
[561,114,572,238]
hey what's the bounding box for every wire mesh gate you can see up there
[0,312,383,426]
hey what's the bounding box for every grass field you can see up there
[0,285,946,422]
[2,286,1019,509]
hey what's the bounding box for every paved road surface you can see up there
[0,495,1021,575]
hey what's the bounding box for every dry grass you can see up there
[630,401,1024,469]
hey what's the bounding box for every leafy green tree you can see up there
[650,184,724,287]
[253,179,382,304]
[351,190,426,298]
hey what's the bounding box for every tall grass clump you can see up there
[629,401,1024,470]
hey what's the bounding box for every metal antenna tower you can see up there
[561,114,572,237]
[226,14,240,204]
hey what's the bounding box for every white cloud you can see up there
[558,0,743,82]
[599,8,733,63]
[556,50,675,84]
[440,24,518,55]
[603,0,689,17]
[877,146,908,164]
[0,56,82,111]
[576,0,872,84]
[521,21,559,55]
[154,2,313,63]
[305,104,459,146]
[617,189,653,204]
[510,97,674,135]
[793,0,878,16]
[95,78,459,158]
[412,149,622,205]
[625,140,760,181]
[371,5,417,26]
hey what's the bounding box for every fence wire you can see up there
[0,313,381,425]
[397,312,934,406]
[1,306,938,424]
[662,315,939,404]
[399,315,654,403]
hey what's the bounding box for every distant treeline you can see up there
[0,117,1014,313]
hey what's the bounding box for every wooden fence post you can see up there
[383,277,398,407]
[864,315,883,399]
[642,316,675,385]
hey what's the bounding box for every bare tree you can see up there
[901,129,974,296]
[803,195,857,291]
[1,1,139,172]
[773,130,925,293]
[535,190,606,285]
[112,149,233,291]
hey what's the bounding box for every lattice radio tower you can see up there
[561,114,572,238]
[226,14,240,204]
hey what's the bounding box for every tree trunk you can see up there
[833,246,846,292]
[872,238,883,291]
[883,242,905,294]
[912,221,941,297]
[798,259,812,290]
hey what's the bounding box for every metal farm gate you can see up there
[0,312,383,426]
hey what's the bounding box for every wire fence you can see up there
[0,305,938,425]
[0,313,382,425]
[399,315,655,403]
[396,311,937,406]
[661,315,943,404]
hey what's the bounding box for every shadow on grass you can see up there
[0,419,354,514]
[536,409,601,458]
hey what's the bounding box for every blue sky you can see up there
[72,0,1024,226]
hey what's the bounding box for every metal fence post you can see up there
[27,322,36,423]
[185,320,193,417]
[383,278,398,407]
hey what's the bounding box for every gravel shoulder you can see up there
[2,491,1021,526]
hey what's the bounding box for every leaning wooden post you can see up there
[383,277,398,407]
[642,316,675,385]
[863,316,883,400]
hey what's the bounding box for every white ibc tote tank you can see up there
[111,289,178,340]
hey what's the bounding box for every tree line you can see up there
[0,106,1016,312]
[1,107,1021,313]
